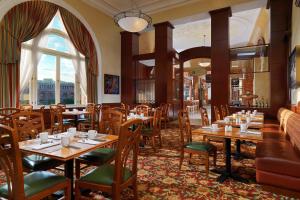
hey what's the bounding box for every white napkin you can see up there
[246,130,261,135]
[250,122,263,125]
[77,139,100,145]
[31,141,60,150]
[48,133,68,140]
[201,126,212,129]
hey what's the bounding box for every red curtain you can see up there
[59,7,98,103]
[0,1,58,107]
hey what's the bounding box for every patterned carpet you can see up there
[0,125,296,199]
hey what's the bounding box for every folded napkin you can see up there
[77,139,100,145]
[250,122,263,125]
[246,130,261,135]
[31,141,60,150]
[201,126,212,129]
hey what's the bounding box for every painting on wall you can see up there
[288,46,299,104]
[104,74,119,94]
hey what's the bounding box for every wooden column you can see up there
[154,22,174,106]
[121,32,139,105]
[269,0,292,116]
[209,7,231,121]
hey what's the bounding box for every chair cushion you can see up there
[185,142,216,152]
[78,148,115,164]
[80,164,132,186]
[22,155,61,171]
[0,171,66,198]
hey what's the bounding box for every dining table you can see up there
[192,126,263,183]
[62,110,90,127]
[19,132,118,199]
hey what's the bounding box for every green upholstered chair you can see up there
[12,111,62,172]
[75,118,142,200]
[75,109,123,179]
[0,124,70,200]
[178,110,217,176]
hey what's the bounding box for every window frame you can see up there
[20,14,86,106]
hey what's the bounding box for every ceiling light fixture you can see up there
[199,34,211,67]
[114,0,152,32]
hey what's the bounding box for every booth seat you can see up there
[256,108,300,192]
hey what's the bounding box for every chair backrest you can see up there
[114,119,142,186]
[113,107,127,122]
[220,105,227,119]
[99,109,123,135]
[178,110,192,146]
[12,111,45,141]
[214,106,222,120]
[85,103,96,129]
[0,125,25,199]
[200,107,210,126]
[50,105,64,133]
[95,104,102,122]
[0,108,20,127]
[152,108,162,133]
[20,104,33,112]
[57,103,66,111]
[225,104,230,116]
[135,105,149,116]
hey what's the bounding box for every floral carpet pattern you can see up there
[0,125,298,200]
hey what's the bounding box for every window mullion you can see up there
[56,56,60,104]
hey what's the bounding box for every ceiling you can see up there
[83,0,200,16]
[173,7,262,52]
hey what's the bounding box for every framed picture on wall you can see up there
[104,74,119,94]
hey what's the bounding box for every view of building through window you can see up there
[19,11,86,106]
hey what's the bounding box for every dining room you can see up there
[1,0,300,199]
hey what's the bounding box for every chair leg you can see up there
[188,153,192,164]
[213,150,217,167]
[132,177,138,200]
[64,183,71,200]
[75,159,81,179]
[179,150,184,170]
[159,134,162,147]
[205,154,209,177]
[74,181,80,200]
[152,137,156,152]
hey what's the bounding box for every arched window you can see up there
[20,11,87,105]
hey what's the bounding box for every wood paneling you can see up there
[121,32,139,105]
[154,22,174,106]
[269,0,292,117]
[209,7,231,121]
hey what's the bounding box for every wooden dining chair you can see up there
[12,111,63,172]
[20,104,33,112]
[136,105,150,116]
[113,107,127,122]
[214,106,222,120]
[0,124,71,200]
[220,105,227,119]
[160,103,170,130]
[200,107,210,126]
[0,108,20,127]
[78,103,96,131]
[178,110,217,176]
[75,109,123,179]
[141,108,162,152]
[75,118,142,200]
[225,104,230,116]
[50,105,72,133]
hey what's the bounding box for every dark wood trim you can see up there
[133,53,155,61]
[209,7,232,17]
[179,46,211,62]
[153,21,174,29]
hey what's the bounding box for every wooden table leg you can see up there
[65,159,74,199]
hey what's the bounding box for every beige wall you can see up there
[292,0,300,51]
[248,8,270,45]
[254,72,270,106]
